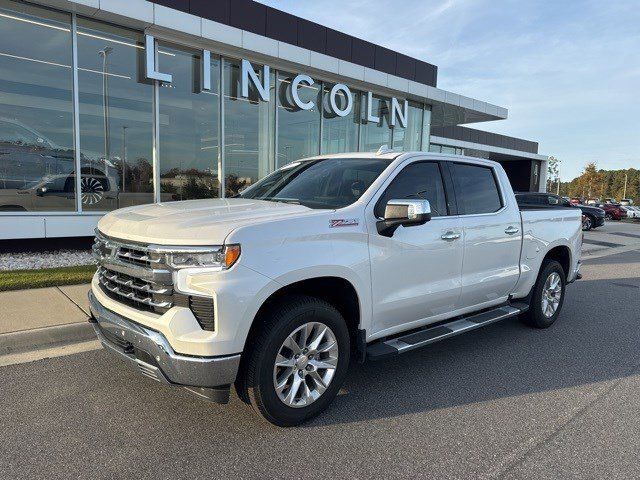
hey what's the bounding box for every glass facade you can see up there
[77,19,153,210]
[223,58,275,196]
[321,85,360,154]
[158,43,220,201]
[0,0,434,215]
[359,94,392,152]
[429,144,464,155]
[0,2,75,212]
[276,72,321,167]
[391,100,424,151]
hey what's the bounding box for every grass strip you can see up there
[0,264,96,292]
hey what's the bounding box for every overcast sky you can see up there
[258,0,639,180]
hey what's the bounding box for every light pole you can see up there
[98,47,113,164]
[623,173,628,199]
[121,125,128,195]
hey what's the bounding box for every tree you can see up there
[547,156,561,193]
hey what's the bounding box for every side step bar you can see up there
[367,305,524,360]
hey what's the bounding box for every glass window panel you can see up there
[158,43,219,201]
[77,19,154,210]
[441,145,457,154]
[450,163,503,214]
[276,72,321,167]
[421,107,431,150]
[391,101,422,151]
[223,59,274,196]
[0,1,75,212]
[359,94,392,152]
[429,144,441,153]
[321,85,359,155]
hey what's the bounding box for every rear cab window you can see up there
[450,163,503,215]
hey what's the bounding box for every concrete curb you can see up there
[0,322,96,356]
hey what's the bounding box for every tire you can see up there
[582,215,593,231]
[521,259,566,329]
[237,295,350,427]
[605,213,613,221]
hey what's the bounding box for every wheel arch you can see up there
[242,276,362,356]
[542,244,572,280]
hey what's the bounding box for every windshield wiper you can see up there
[260,197,301,205]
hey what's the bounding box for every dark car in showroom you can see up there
[515,192,606,230]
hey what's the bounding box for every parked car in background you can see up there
[515,192,605,230]
[620,198,634,206]
[624,205,640,219]
[596,203,626,221]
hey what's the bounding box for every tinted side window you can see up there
[516,193,540,205]
[451,163,502,214]
[375,162,448,218]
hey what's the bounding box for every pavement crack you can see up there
[55,286,89,316]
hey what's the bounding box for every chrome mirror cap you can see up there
[378,199,432,237]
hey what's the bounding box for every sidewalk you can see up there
[0,284,95,354]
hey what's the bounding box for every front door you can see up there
[367,160,463,337]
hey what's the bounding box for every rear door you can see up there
[449,162,522,310]
[367,159,463,336]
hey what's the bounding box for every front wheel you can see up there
[521,259,566,329]
[238,295,350,427]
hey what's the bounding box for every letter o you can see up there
[329,84,353,117]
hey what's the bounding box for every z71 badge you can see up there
[330,219,359,228]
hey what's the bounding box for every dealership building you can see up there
[0,0,548,239]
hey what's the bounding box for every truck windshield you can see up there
[238,158,390,209]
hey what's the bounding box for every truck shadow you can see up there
[311,272,640,426]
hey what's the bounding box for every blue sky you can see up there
[258,0,639,180]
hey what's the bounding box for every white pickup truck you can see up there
[89,151,582,426]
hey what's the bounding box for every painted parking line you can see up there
[608,232,640,239]
[582,239,625,248]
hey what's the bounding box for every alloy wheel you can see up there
[541,272,562,318]
[272,322,339,408]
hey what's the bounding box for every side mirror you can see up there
[36,186,48,196]
[377,199,432,237]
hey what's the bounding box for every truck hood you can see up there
[97,198,315,245]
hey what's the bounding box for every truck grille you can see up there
[98,266,173,313]
[93,232,215,331]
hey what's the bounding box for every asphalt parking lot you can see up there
[1,221,640,479]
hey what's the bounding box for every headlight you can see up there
[164,245,241,270]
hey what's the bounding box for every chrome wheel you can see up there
[273,322,339,408]
[541,272,562,318]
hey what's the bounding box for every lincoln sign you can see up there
[145,35,409,128]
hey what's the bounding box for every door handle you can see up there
[505,226,520,235]
[441,231,461,241]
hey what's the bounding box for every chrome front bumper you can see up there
[88,291,240,402]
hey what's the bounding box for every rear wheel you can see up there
[605,213,613,220]
[521,259,566,329]
[582,215,593,231]
[237,295,350,427]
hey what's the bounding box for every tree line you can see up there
[547,161,639,204]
